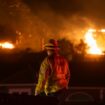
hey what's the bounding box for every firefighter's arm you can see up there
[35,58,49,95]
[35,71,45,95]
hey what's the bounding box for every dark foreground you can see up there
[0,94,105,105]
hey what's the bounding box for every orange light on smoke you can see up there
[0,42,15,49]
[84,29,102,55]
[100,29,105,33]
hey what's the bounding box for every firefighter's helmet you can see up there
[44,39,60,50]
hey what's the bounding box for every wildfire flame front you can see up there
[84,29,102,55]
[0,42,15,49]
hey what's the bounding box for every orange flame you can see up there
[0,42,15,49]
[84,29,102,55]
[100,29,105,33]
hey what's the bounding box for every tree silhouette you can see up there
[75,39,88,55]
[58,38,75,61]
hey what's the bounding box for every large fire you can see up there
[0,42,15,49]
[84,29,103,55]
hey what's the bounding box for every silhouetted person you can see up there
[35,39,70,103]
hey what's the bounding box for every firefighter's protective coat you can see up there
[35,55,70,95]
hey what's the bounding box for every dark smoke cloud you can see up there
[0,0,105,51]
[23,0,105,18]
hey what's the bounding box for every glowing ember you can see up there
[84,29,102,55]
[0,42,15,49]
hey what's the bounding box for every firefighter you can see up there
[35,39,70,99]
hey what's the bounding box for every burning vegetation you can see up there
[0,42,15,49]
[84,29,103,55]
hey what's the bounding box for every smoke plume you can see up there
[0,0,105,51]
